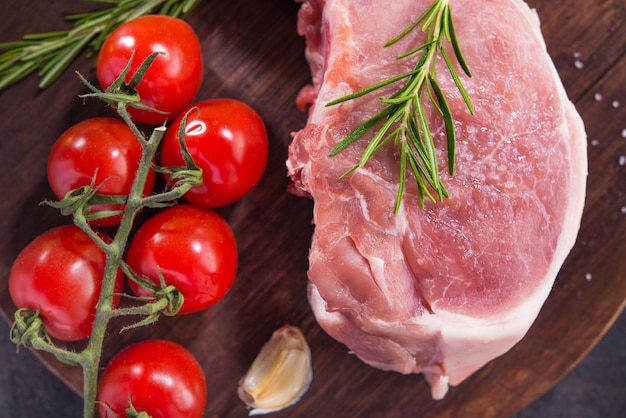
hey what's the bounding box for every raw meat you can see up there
[288,0,587,399]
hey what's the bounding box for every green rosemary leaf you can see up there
[414,93,437,176]
[20,37,69,61]
[425,78,443,117]
[428,73,456,174]
[0,41,39,52]
[397,39,436,59]
[22,31,69,41]
[326,67,421,107]
[441,3,451,42]
[39,36,93,88]
[160,1,178,16]
[406,108,426,158]
[65,12,101,22]
[160,0,199,17]
[406,149,438,208]
[329,105,396,156]
[421,0,442,32]
[381,94,413,106]
[357,112,400,167]
[180,0,202,15]
[446,5,472,77]
[440,46,475,115]
[0,62,37,91]
[69,11,114,35]
[66,4,119,21]
[387,0,438,47]
[397,139,409,212]
[0,47,29,65]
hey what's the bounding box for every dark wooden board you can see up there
[0,1,624,417]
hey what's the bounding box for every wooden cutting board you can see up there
[0,0,624,417]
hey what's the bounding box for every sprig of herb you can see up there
[0,0,201,92]
[326,0,474,211]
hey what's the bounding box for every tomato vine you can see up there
[9,56,203,417]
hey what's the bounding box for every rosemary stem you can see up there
[327,0,472,211]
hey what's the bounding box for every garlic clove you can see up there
[238,325,312,415]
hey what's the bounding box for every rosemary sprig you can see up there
[0,0,201,92]
[326,0,475,211]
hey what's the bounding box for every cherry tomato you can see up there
[8,225,124,341]
[160,98,269,207]
[125,204,237,314]
[96,15,203,125]
[97,339,207,418]
[47,117,156,227]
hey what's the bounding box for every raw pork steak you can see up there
[288,0,587,399]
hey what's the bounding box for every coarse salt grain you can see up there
[574,60,584,69]
[590,139,600,146]
[621,206,626,215]
[585,273,593,281]
[594,92,602,101]
[622,129,626,138]
[574,51,581,58]
[613,100,620,108]
[619,155,626,166]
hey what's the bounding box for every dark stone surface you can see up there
[1,310,624,417]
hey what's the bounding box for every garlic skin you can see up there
[238,325,313,415]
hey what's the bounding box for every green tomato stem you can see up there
[79,106,164,418]
[11,54,202,418]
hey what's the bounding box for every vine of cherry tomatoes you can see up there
[8,14,269,418]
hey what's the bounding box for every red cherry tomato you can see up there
[47,117,156,227]
[97,339,207,418]
[160,98,269,207]
[8,225,124,341]
[125,204,238,314]
[96,15,203,125]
